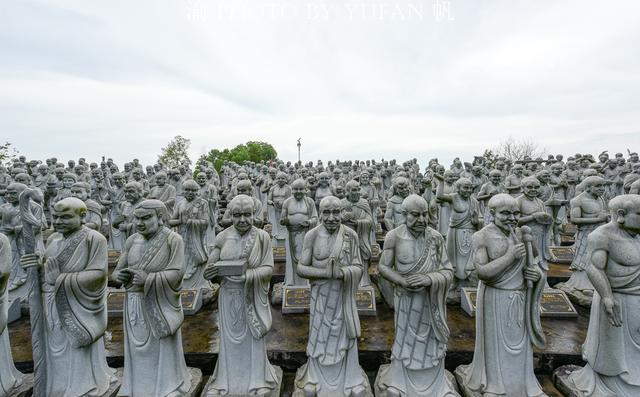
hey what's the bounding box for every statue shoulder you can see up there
[427,226,445,245]
[586,224,610,251]
[86,227,107,245]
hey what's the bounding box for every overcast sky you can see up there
[2,0,639,167]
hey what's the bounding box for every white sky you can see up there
[2,0,639,167]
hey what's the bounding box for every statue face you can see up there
[608,162,617,169]
[620,206,640,234]
[196,175,207,186]
[396,181,410,198]
[599,154,608,163]
[52,206,83,235]
[114,176,125,187]
[15,175,30,185]
[630,154,639,162]
[538,172,550,184]
[231,201,254,234]
[125,186,141,203]
[318,175,329,186]
[332,170,341,180]
[513,167,523,176]
[320,202,342,233]
[334,186,345,199]
[91,170,102,180]
[492,202,520,233]
[587,181,606,197]
[346,185,360,203]
[62,177,75,188]
[134,207,161,237]
[405,203,428,234]
[292,183,306,200]
[237,185,251,196]
[360,173,370,184]
[276,174,287,186]
[155,174,166,186]
[457,181,473,198]
[71,187,89,201]
[132,171,142,180]
[5,188,19,204]
[551,165,562,175]
[184,185,198,201]
[39,167,47,176]
[523,180,541,198]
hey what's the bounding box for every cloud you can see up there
[1,0,639,167]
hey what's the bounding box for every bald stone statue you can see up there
[20,198,118,397]
[376,195,458,396]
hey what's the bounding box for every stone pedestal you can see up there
[276,284,377,315]
[201,366,282,397]
[374,364,460,397]
[108,287,217,317]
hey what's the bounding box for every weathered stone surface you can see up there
[201,366,282,397]
[292,365,373,397]
[552,365,583,397]
[374,364,459,397]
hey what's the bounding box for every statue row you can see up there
[2,192,638,396]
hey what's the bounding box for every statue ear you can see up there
[616,209,626,225]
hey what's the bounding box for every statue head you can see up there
[489,194,520,234]
[14,173,31,185]
[134,199,167,238]
[332,168,342,181]
[455,177,474,199]
[489,170,502,185]
[236,180,253,196]
[318,172,329,187]
[630,152,639,163]
[583,176,606,198]
[512,164,524,176]
[70,182,91,201]
[472,166,483,176]
[229,194,255,234]
[5,183,27,205]
[38,164,48,175]
[617,157,626,167]
[195,172,208,187]
[550,163,563,175]
[319,196,342,234]
[609,195,640,235]
[345,180,361,203]
[113,172,125,188]
[68,159,76,169]
[124,181,143,203]
[131,168,143,181]
[74,165,85,176]
[291,178,307,200]
[183,180,199,201]
[52,197,87,236]
[276,172,288,187]
[393,177,410,199]
[536,169,551,184]
[522,176,541,199]
[443,170,457,185]
[360,171,370,185]
[91,168,103,181]
[62,173,78,188]
[402,194,429,234]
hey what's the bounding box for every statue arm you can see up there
[378,232,405,287]
[473,234,515,281]
[570,201,606,224]
[436,179,454,203]
[383,203,394,231]
[586,235,613,301]
[167,204,181,227]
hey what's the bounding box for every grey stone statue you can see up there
[113,199,200,397]
[517,176,553,276]
[20,198,118,397]
[555,194,640,396]
[556,176,608,306]
[280,179,317,287]
[376,195,459,396]
[0,232,31,396]
[294,196,372,397]
[267,171,291,247]
[202,194,282,396]
[455,194,547,397]
[341,180,374,286]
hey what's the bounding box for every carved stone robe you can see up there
[207,226,279,396]
[295,225,369,396]
[115,227,191,397]
[40,227,116,397]
[172,198,209,291]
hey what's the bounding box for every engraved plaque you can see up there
[371,244,381,261]
[461,287,577,318]
[549,246,575,264]
[107,288,126,317]
[282,285,376,315]
[108,288,203,316]
[562,223,577,236]
[560,234,575,245]
[460,287,477,316]
[273,246,286,262]
[180,289,203,315]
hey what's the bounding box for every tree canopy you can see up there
[158,135,192,168]
[0,142,18,165]
[199,141,278,171]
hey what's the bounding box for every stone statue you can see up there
[113,181,144,241]
[455,194,547,397]
[294,196,372,397]
[113,200,199,397]
[20,197,118,397]
[435,176,481,287]
[267,172,291,246]
[436,171,458,237]
[202,194,282,396]
[168,180,211,292]
[556,176,608,305]
[477,170,506,226]
[314,172,332,212]
[0,232,30,396]
[70,182,104,232]
[0,183,44,303]
[102,172,127,250]
[384,176,411,231]
[376,195,458,397]
[517,176,553,275]
[195,172,218,249]
[341,180,374,286]
[148,171,176,216]
[220,180,263,228]
[556,194,640,396]
[505,164,524,197]
[280,179,317,287]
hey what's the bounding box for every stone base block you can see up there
[201,366,282,397]
[555,283,593,307]
[293,364,373,397]
[552,365,584,397]
[374,364,460,397]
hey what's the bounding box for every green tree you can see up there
[198,141,278,171]
[0,142,18,165]
[158,135,192,168]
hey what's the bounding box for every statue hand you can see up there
[511,243,526,260]
[301,220,309,228]
[14,225,22,234]
[20,253,41,270]
[603,297,623,327]
[333,266,344,280]
[203,263,218,280]
[44,257,61,284]
[115,270,133,286]
[523,267,541,283]
[406,274,430,288]
[130,269,148,286]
